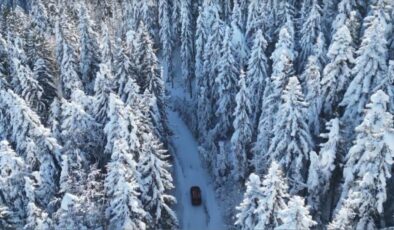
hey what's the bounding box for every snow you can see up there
[60,193,79,210]
[384,132,394,153]
[167,109,225,230]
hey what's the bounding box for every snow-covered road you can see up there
[167,109,226,230]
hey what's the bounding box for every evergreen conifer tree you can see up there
[336,90,394,229]
[235,173,264,230]
[321,25,354,115]
[255,162,289,229]
[231,70,252,181]
[267,77,313,192]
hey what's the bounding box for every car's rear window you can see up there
[193,190,200,198]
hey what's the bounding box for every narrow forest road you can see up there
[167,109,226,230]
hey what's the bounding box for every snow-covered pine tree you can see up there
[246,29,269,128]
[105,138,146,230]
[276,196,316,230]
[230,1,248,68]
[331,0,361,44]
[251,77,274,174]
[299,0,313,27]
[80,164,105,229]
[6,6,29,37]
[267,77,313,192]
[318,118,341,192]
[302,56,322,136]
[221,0,232,20]
[0,76,6,91]
[0,33,8,82]
[103,93,133,158]
[25,23,42,69]
[235,173,264,230]
[202,8,223,104]
[93,62,114,125]
[24,176,53,230]
[60,96,102,165]
[270,1,295,39]
[388,60,394,113]
[307,118,341,213]
[252,18,295,164]
[328,190,362,230]
[197,84,211,140]
[321,0,338,40]
[0,89,61,207]
[8,35,26,65]
[255,161,289,229]
[321,25,354,115]
[158,0,173,83]
[255,1,274,43]
[314,32,328,68]
[47,97,62,140]
[197,1,221,88]
[246,0,264,42]
[29,0,49,35]
[6,32,22,63]
[306,151,321,212]
[0,205,15,229]
[55,193,86,229]
[32,55,57,121]
[198,7,222,140]
[100,22,112,66]
[180,0,194,95]
[231,1,243,33]
[90,0,112,23]
[231,70,252,181]
[112,38,137,104]
[142,89,168,143]
[0,140,26,228]
[139,0,158,38]
[213,141,229,183]
[238,0,248,23]
[78,2,100,94]
[104,94,146,229]
[213,26,238,139]
[133,23,164,102]
[19,27,57,111]
[55,18,65,67]
[299,0,322,70]
[11,58,45,116]
[120,0,138,33]
[122,76,140,108]
[107,2,122,33]
[67,84,96,112]
[194,6,206,99]
[138,132,178,229]
[340,2,389,135]
[58,151,84,196]
[171,0,181,40]
[335,90,394,228]
[40,0,57,30]
[60,42,83,99]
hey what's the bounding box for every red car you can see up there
[190,186,202,206]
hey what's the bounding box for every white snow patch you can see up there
[60,193,79,210]
[385,132,394,153]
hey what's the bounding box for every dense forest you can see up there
[0,0,393,229]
